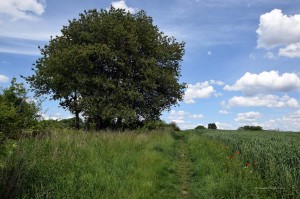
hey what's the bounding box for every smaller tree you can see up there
[208,123,217,130]
[0,78,40,139]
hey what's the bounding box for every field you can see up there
[0,128,299,198]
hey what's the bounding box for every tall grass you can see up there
[0,129,179,198]
[193,129,300,198]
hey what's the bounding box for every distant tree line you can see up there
[237,126,263,131]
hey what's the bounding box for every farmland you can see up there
[0,128,299,198]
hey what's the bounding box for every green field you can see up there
[1,129,299,198]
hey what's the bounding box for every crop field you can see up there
[190,129,300,198]
[0,128,299,198]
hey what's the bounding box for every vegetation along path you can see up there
[1,130,281,198]
[178,135,190,199]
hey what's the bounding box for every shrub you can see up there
[169,122,180,131]
[195,125,206,130]
[0,78,40,139]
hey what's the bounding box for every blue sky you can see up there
[1,0,300,131]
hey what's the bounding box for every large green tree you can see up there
[25,7,185,130]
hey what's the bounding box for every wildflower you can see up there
[253,161,257,165]
[246,163,251,167]
[236,151,241,155]
[229,155,234,159]
[226,146,229,149]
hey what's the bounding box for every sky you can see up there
[1,0,300,131]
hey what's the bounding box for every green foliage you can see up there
[208,123,217,129]
[238,125,263,131]
[25,7,185,130]
[195,125,206,130]
[169,122,180,131]
[0,78,40,139]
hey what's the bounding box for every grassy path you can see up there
[178,138,189,199]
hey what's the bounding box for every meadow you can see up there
[0,128,299,198]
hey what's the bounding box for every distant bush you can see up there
[195,125,206,130]
[237,125,263,131]
[208,123,217,130]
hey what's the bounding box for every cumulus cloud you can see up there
[257,9,300,49]
[184,81,216,103]
[235,111,262,122]
[0,74,9,83]
[0,0,45,21]
[167,110,204,130]
[111,0,138,13]
[226,94,298,108]
[215,122,235,130]
[224,71,300,95]
[279,43,300,58]
[257,9,300,58]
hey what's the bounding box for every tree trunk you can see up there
[75,110,80,130]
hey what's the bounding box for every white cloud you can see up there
[264,52,276,60]
[279,43,300,58]
[210,80,224,86]
[0,0,45,21]
[224,71,300,95]
[111,0,138,13]
[189,114,203,119]
[207,51,212,55]
[219,110,229,114]
[226,94,298,108]
[257,9,300,49]
[184,81,216,103]
[235,111,262,122]
[215,122,235,130]
[249,53,256,60]
[0,74,9,83]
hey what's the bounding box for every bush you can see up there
[169,122,180,131]
[237,126,263,131]
[208,123,217,130]
[195,125,206,130]
[0,78,40,139]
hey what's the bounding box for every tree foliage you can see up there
[25,7,185,130]
[237,126,263,131]
[208,123,217,130]
[0,78,40,139]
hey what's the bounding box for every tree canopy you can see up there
[25,7,185,130]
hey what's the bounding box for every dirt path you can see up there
[178,138,190,199]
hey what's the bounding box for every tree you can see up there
[208,123,217,130]
[0,78,40,138]
[25,7,185,130]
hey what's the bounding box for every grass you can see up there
[0,129,179,198]
[192,129,300,198]
[1,128,298,198]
